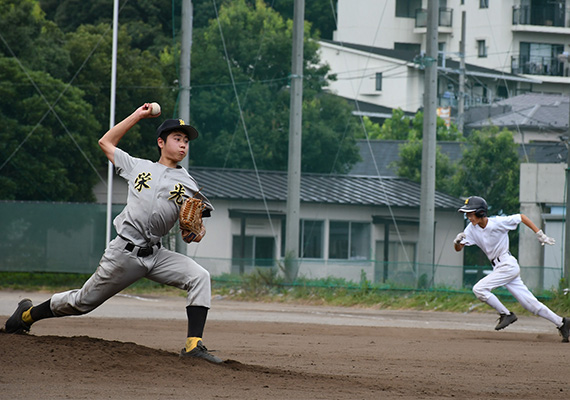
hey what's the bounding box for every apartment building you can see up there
[321,0,570,115]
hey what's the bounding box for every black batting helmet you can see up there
[458,196,488,217]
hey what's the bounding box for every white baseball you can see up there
[150,102,161,116]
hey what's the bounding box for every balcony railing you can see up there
[513,5,566,27]
[511,55,566,76]
[415,8,453,28]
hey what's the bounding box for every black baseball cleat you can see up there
[180,340,223,364]
[495,312,517,331]
[5,298,33,334]
[558,317,569,343]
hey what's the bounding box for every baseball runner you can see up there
[454,196,569,342]
[4,103,223,363]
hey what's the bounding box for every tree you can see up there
[452,126,520,215]
[452,126,521,267]
[396,138,457,195]
[373,109,464,193]
[1,0,359,203]
[0,0,72,80]
[189,0,360,173]
[269,0,338,40]
[0,56,101,201]
[63,23,175,162]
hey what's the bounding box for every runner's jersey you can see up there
[462,214,521,261]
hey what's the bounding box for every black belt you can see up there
[125,241,161,257]
[491,252,510,267]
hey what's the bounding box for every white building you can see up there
[93,167,465,287]
[320,0,570,116]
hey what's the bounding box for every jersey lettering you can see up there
[168,183,187,205]
[134,172,152,192]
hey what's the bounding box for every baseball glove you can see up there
[179,195,207,243]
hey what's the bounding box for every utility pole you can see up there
[105,0,119,245]
[284,0,305,282]
[565,92,570,283]
[417,0,438,287]
[458,10,466,133]
[176,0,193,254]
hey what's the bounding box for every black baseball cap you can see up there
[156,119,199,141]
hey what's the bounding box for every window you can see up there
[299,220,324,258]
[477,40,487,58]
[497,85,508,99]
[394,42,421,54]
[395,0,422,18]
[375,241,417,285]
[329,221,371,260]
[232,235,275,269]
[519,42,564,76]
[438,42,447,65]
[479,0,489,8]
[375,73,382,91]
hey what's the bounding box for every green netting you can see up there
[0,202,563,292]
[0,201,123,273]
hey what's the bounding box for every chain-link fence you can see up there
[0,201,563,291]
[0,201,123,273]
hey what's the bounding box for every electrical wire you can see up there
[0,0,135,183]
[0,31,104,183]
[211,0,279,244]
[326,0,415,275]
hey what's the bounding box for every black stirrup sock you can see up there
[186,305,209,338]
[30,299,55,322]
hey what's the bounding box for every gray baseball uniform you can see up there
[50,148,213,316]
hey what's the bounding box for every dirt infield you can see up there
[1,294,569,399]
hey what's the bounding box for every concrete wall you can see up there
[519,163,566,289]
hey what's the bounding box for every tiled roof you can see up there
[467,93,569,130]
[189,167,462,210]
[349,140,567,176]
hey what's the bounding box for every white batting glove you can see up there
[454,232,466,245]
[536,230,555,246]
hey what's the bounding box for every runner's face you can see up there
[466,212,481,225]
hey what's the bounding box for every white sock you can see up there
[485,294,510,315]
[537,307,563,327]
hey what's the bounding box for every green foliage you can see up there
[1,0,359,201]
[0,1,176,200]
[452,126,520,215]
[372,109,464,194]
[211,272,568,314]
[269,0,336,39]
[369,109,414,140]
[362,109,464,142]
[189,0,360,173]
[3,271,568,315]
[0,56,101,201]
[379,110,520,215]
[396,138,457,194]
[0,0,71,79]
[63,23,175,161]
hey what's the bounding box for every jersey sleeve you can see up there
[496,214,521,231]
[114,148,140,179]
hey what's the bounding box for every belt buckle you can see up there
[137,247,152,257]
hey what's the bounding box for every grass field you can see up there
[1,270,569,316]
